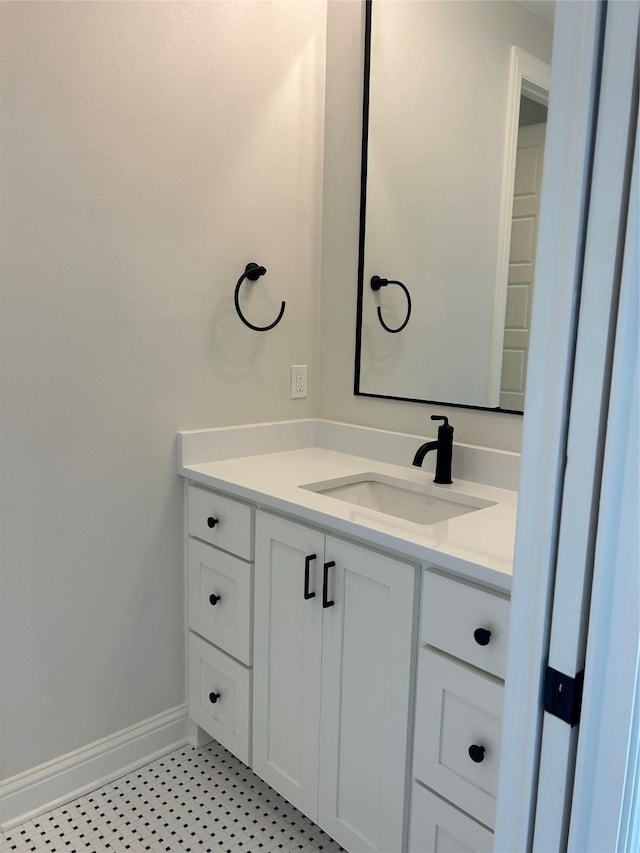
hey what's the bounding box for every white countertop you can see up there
[179,442,517,592]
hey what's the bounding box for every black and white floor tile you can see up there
[1,742,345,853]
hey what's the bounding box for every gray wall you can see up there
[0,0,326,778]
[1,0,552,784]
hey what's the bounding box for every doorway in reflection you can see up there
[499,95,548,410]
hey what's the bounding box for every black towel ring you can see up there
[234,263,286,332]
[371,275,412,333]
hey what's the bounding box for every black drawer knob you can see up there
[209,594,221,606]
[474,627,492,646]
[468,744,485,763]
[209,692,221,704]
[207,516,219,529]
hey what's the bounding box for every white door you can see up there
[317,536,416,853]
[252,512,324,822]
[531,2,638,847]
[495,1,639,850]
[500,121,546,411]
[566,105,638,853]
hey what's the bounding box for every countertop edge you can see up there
[180,462,513,594]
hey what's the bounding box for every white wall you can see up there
[318,0,551,451]
[0,0,326,778]
[0,0,552,787]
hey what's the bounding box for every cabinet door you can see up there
[253,512,324,822]
[318,537,416,853]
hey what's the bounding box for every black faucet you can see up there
[412,415,454,484]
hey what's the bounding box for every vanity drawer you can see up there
[421,571,509,679]
[188,633,251,765]
[413,649,503,830]
[188,485,254,560]
[409,783,494,853]
[188,538,252,665]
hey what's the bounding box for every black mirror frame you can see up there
[353,0,523,416]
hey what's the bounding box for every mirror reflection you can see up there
[354,0,554,412]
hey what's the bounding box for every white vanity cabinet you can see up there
[185,484,254,765]
[178,424,518,853]
[409,571,510,852]
[252,510,417,853]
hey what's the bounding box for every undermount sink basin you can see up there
[301,473,496,525]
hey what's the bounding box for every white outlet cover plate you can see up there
[291,365,307,399]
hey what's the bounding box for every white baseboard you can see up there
[0,703,189,831]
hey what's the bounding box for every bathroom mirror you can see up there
[354,0,554,412]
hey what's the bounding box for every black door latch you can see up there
[543,665,584,727]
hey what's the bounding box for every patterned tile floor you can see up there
[0,742,344,853]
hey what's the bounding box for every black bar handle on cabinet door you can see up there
[474,628,492,646]
[304,554,317,600]
[323,561,335,608]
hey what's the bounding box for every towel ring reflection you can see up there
[234,263,286,332]
[371,275,412,333]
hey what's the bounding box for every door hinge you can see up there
[543,665,584,726]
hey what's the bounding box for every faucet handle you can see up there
[431,415,450,427]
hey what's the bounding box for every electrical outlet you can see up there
[291,365,307,399]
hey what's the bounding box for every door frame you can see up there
[488,47,551,406]
[496,0,640,849]
[494,1,605,849]
[531,0,638,847]
[566,110,638,853]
